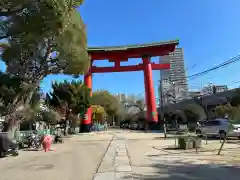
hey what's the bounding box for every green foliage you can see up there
[68,113,79,128]
[116,102,128,120]
[0,1,89,131]
[216,100,240,155]
[92,105,106,124]
[0,0,89,80]
[215,103,240,122]
[91,90,120,116]
[184,109,200,123]
[47,80,91,115]
[0,72,37,115]
[39,110,61,125]
[230,89,240,107]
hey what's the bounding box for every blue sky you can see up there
[2,0,240,99]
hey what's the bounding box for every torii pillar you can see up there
[81,72,92,132]
[142,56,157,122]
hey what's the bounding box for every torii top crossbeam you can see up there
[88,40,179,59]
[87,40,179,73]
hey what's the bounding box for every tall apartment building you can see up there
[160,48,188,104]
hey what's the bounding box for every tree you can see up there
[123,96,146,114]
[16,91,41,123]
[193,96,209,120]
[135,99,146,112]
[116,102,129,122]
[230,89,240,107]
[40,110,61,126]
[215,103,240,121]
[1,0,89,86]
[0,76,42,138]
[46,80,90,134]
[0,0,89,132]
[91,90,119,124]
[0,72,39,135]
[184,109,200,123]
[123,96,148,129]
[92,105,106,124]
[184,109,200,132]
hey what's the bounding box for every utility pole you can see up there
[172,82,176,103]
[159,76,167,138]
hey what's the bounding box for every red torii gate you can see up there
[82,40,179,132]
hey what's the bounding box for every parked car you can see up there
[196,118,240,139]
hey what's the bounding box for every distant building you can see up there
[214,85,228,93]
[201,85,228,95]
[160,48,188,104]
[116,93,126,102]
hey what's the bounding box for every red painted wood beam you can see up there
[90,44,177,60]
[91,65,143,73]
[91,63,170,73]
[151,63,170,70]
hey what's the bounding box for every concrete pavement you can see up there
[0,130,240,180]
[93,133,133,180]
[124,131,240,180]
[0,133,113,180]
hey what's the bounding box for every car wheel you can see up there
[219,130,226,139]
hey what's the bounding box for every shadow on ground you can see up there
[125,161,240,180]
[22,148,41,151]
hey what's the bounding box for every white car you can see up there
[196,118,240,139]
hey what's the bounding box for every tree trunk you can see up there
[194,98,208,120]
[79,114,84,133]
[144,121,149,132]
[64,107,70,136]
[6,86,38,137]
[4,119,19,141]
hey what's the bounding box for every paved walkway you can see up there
[93,134,133,180]
[1,130,240,180]
[0,133,113,180]
[125,131,240,180]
